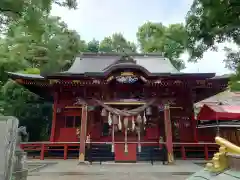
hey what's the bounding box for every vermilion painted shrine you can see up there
[8,53,229,162]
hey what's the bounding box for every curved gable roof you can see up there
[63,53,179,75]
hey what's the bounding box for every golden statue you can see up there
[206,136,240,173]
[187,136,240,180]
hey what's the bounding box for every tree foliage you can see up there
[0,68,52,141]
[186,0,240,61]
[186,0,240,91]
[99,33,137,53]
[0,0,77,34]
[0,0,83,140]
[137,22,186,70]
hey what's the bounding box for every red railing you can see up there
[20,141,218,161]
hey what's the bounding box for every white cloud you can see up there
[51,0,235,75]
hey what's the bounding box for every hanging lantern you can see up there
[118,116,122,130]
[146,107,152,115]
[108,112,112,126]
[101,108,107,116]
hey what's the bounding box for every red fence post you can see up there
[181,145,186,160]
[204,144,209,160]
[64,144,68,160]
[40,144,45,160]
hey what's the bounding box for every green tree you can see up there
[0,13,86,140]
[87,39,100,53]
[137,22,186,70]
[0,68,52,141]
[0,0,77,35]
[186,0,240,61]
[99,33,137,53]
[0,16,87,81]
[223,47,240,91]
[186,0,240,90]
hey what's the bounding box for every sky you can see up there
[51,0,234,75]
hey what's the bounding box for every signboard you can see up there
[0,116,18,180]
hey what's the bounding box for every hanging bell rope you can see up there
[132,116,135,131]
[111,125,115,152]
[138,128,141,152]
[143,111,147,124]
[136,115,142,152]
[123,117,129,153]
[108,112,112,126]
[118,115,122,130]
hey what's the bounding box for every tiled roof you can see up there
[6,72,44,79]
[195,91,240,108]
[64,53,180,74]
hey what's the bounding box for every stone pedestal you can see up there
[13,150,28,180]
[228,153,240,171]
[12,169,28,180]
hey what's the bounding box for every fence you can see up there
[20,141,219,161]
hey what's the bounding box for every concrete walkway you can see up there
[27,160,204,180]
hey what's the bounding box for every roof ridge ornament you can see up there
[114,45,136,64]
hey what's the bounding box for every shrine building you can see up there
[7,53,229,162]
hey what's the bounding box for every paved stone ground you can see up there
[27,160,204,180]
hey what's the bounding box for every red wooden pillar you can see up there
[79,105,88,163]
[192,114,198,142]
[164,104,174,164]
[40,144,45,160]
[50,92,58,142]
